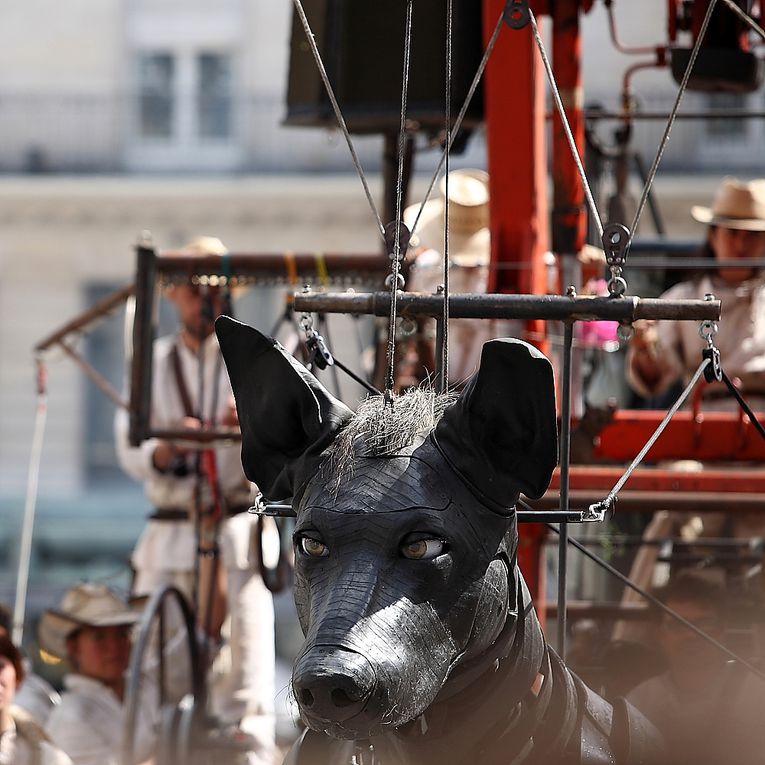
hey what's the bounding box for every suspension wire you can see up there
[721,370,765,441]
[538,517,765,683]
[628,0,719,249]
[384,0,415,402]
[440,0,453,393]
[720,0,765,41]
[291,0,386,242]
[410,6,507,238]
[528,10,604,239]
[590,356,711,517]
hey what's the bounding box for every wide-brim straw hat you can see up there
[404,169,491,267]
[691,177,765,231]
[38,583,141,661]
[164,235,248,297]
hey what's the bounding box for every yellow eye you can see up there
[401,539,445,560]
[300,537,329,558]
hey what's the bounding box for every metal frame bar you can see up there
[128,247,391,446]
[293,291,721,322]
[557,321,574,657]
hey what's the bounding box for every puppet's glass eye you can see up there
[401,538,445,560]
[299,536,329,558]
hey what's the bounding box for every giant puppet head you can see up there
[216,317,557,740]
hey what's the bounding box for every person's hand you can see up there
[221,397,239,428]
[631,319,659,355]
[151,417,202,472]
[151,440,177,472]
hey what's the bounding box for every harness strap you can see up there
[170,343,196,419]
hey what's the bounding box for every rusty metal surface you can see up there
[593,410,765,462]
[35,284,134,353]
[549,465,765,494]
[531,490,765,513]
[156,252,390,284]
[129,244,157,447]
[294,290,721,322]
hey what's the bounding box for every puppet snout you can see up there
[293,645,376,724]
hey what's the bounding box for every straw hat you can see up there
[691,177,765,232]
[404,169,491,267]
[179,236,229,257]
[38,583,140,660]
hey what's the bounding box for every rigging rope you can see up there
[536,517,765,683]
[588,355,711,519]
[721,370,765,441]
[628,0,720,249]
[384,0,415,403]
[440,0,454,393]
[720,0,765,41]
[410,6,507,239]
[291,0,386,242]
[529,9,605,238]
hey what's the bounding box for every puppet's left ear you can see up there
[434,338,558,509]
[215,316,354,501]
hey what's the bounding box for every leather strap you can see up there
[170,344,196,419]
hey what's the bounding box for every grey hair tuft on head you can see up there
[322,387,458,487]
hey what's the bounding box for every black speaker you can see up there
[285,0,485,134]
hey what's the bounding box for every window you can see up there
[197,53,233,140]
[137,52,175,140]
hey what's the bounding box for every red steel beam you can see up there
[542,464,765,501]
[592,410,765,462]
[483,0,549,301]
[551,0,587,266]
[483,0,551,610]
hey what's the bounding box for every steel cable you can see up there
[529,9,605,238]
[535,516,765,683]
[593,356,711,516]
[410,7,507,238]
[291,0,386,241]
[385,0,415,400]
[440,0,454,393]
[720,0,765,41]
[628,0,720,249]
[721,370,765,441]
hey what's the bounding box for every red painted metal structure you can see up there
[480,0,765,606]
[483,0,596,609]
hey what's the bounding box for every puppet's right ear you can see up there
[215,316,354,501]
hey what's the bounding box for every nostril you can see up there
[331,688,355,708]
[301,689,315,708]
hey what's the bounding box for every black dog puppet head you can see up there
[216,317,557,740]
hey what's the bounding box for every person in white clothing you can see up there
[0,602,61,727]
[628,177,765,407]
[114,237,275,764]
[399,169,498,389]
[0,634,71,765]
[39,583,156,765]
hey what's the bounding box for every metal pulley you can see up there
[601,222,631,297]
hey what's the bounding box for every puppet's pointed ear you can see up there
[215,316,354,500]
[434,338,558,508]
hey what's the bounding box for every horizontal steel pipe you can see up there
[293,291,721,322]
